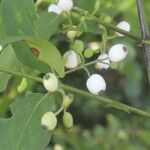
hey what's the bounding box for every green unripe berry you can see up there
[62,94,74,108]
[84,48,94,58]
[77,54,82,65]
[41,112,57,131]
[110,62,118,69]
[73,40,84,55]
[62,112,73,129]
[67,30,77,39]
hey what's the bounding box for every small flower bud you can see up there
[73,40,84,55]
[43,73,58,92]
[108,44,128,62]
[48,4,62,14]
[62,112,73,129]
[110,62,118,69]
[41,112,57,131]
[86,74,106,95]
[84,48,94,58]
[67,30,77,39]
[58,0,73,12]
[62,94,74,108]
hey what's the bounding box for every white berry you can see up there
[63,50,78,69]
[48,4,62,14]
[0,45,3,51]
[97,53,110,70]
[43,73,58,92]
[116,21,131,37]
[88,42,100,51]
[41,112,57,131]
[108,44,128,62]
[54,144,64,150]
[58,0,73,12]
[86,74,106,95]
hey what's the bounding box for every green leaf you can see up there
[0,93,55,150]
[0,0,51,73]
[13,41,51,73]
[0,35,27,46]
[0,45,24,92]
[0,36,52,73]
[0,5,5,37]
[79,20,103,34]
[1,0,38,36]
[26,38,65,77]
[36,12,61,40]
[74,0,96,13]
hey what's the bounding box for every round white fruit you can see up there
[116,21,131,37]
[58,0,73,12]
[88,42,100,51]
[41,112,57,131]
[97,53,110,70]
[54,144,64,150]
[43,73,58,92]
[63,50,78,69]
[86,74,106,95]
[48,4,62,14]
[108,44,128,62]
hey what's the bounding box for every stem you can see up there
[88,16,144,43]
[137,0,150,84]
[0,67,42,83]
[55,106,64,116]
[73,7,150,45]
[67,13,73,27]
[62,84,150,118]
[65,59,98,74]
[65,59,109,75]
[0,67,150,118]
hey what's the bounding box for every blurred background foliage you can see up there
[0,0,150,149]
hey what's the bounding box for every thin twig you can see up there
[0,67,150,118]
[73,7,150,46]
[136,0,150,84]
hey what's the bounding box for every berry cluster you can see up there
[42,73,74,131]
[41,1,131,131]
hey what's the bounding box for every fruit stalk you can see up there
[0,67,150,118]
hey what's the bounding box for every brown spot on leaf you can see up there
[30,47,40,57]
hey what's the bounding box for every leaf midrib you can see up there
[16,92,50,150]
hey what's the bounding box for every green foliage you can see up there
[1,0,37,36]
[0,45,24,92]
[36,12,61,40]
[0,0,63,75]
[0,93,55,150]
[26,37,65,77]
[0,0,150,149]
[79,20,103,34]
